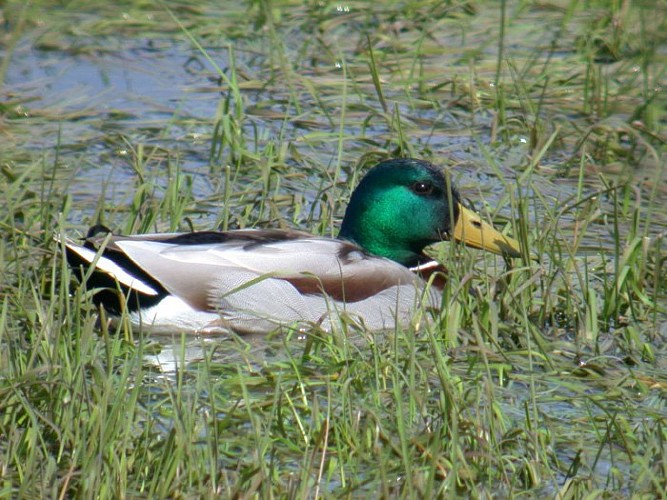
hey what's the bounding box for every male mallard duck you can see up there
[62,158,521,334]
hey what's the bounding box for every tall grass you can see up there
[1,0,665,497]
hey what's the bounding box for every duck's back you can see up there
[63,228,441,334]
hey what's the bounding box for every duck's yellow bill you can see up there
[452,204,521,258]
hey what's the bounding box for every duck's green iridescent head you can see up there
[339,158,521,266]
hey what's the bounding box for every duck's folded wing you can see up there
[115,237,439,332]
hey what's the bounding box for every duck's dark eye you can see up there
[411,181,433,195]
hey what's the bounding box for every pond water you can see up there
[7,22,664,233]
[6,38,231,206]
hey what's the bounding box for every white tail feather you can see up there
[65,242,159,296]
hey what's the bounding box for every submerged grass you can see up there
[1,0,666,497]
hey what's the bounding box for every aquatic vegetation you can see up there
[1,0,665,497]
